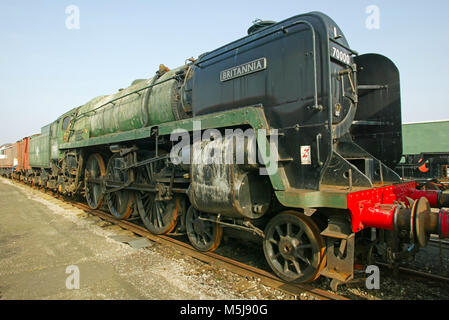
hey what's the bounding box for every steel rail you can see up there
[58,191,449,291]
[68,200,349,301]
[9,178,348,301]
[7,178,449,294]
[376,262,449,284]
[429,238,449,247]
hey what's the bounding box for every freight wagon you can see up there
[13,137,31,181]
[0,143,17,178]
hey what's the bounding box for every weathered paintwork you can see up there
[40,12,399,213]
[9,11,448,286]
[29,126,51,168]
[60,105,349,209]
[63,66,184,144]
[16,137,30,172]
[275,189,348,209]
[60,106,267,148]
[28,65,185,167]
[0,144,17,168]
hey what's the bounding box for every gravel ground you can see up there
[0,178,297,300]
[3,177,449,300]
[215,234,449,300]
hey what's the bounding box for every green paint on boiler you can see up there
[73,67,182,140]
[60,106,285,192]
[60,106,268,149]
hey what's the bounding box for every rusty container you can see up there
[16,137,31,172]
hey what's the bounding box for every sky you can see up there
[0,0,448,145]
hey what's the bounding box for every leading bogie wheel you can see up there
[185,206,222,252]
[263,211,326,283]
[84,153,106,209]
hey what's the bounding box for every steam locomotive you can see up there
[2,11,449,287]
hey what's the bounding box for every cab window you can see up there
[62,116,71,130]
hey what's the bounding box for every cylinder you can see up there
[188,136,272,219]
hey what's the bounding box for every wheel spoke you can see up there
[283,260,289,273]
[273,252,282,259]
[143,195,151,208]
[204,230,213,241]
[275,225,284,237]
[292,260,302,275]
[147,198,154,219]
[156,204,163,228]
[287,223,292,237]
[93,184,99,204]
[89,159,95,174]
[295,251,311,265]
[151,205,157,226]
[295,228,304,240]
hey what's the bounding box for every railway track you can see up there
[429,238,449,248]
[376,262,449,284]
[7,177,449,299]
[6,178,349,301]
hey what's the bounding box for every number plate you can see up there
[330,45,352,65]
